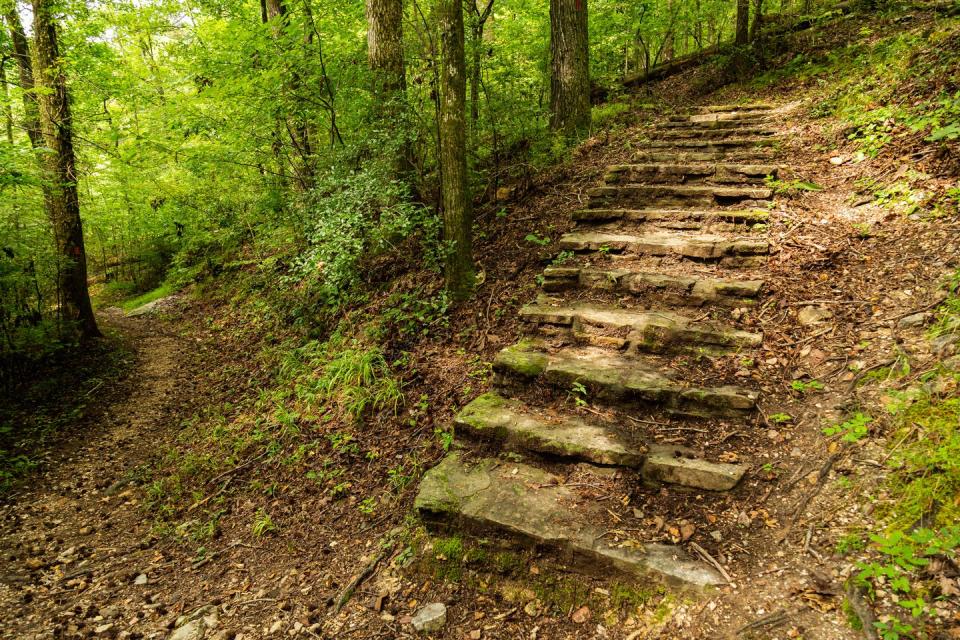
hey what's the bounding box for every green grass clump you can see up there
[120,284,175,311]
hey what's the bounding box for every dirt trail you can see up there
[0,307,199,639]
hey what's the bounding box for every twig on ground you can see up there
[207,451,269,486]
[777,451,842,542]
[332,547,390,615]
[847,358,896,392]
[689,541,733,584]
[736,608,789,635]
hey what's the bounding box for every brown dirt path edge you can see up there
[0,306,202,639]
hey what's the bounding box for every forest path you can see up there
[0,306,203,638]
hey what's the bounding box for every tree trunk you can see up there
[438,0,474,300]
[1,59,12,144]
[365,0,410,175]
[366,0,406,99]
[735,0,750,45]
[549,0,590,137]
[751,0,764,41]
[265,0,314,189]
[4,7,41,148]
[31,0,100,339]
[467,1,494,145]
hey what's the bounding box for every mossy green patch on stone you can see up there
[493,341,549,378]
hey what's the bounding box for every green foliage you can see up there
[791,378,825,394]
[252,509,277,538]
[822,412,872,442]
[280,331,404,421]
[765,176,823,195]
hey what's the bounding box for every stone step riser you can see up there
[632,151,775,164]
[415,454,725,588]
[653,128,776,141]
[493,342,759,416]
[572,209,770,226]
[661,118,770,129]
[454,394,750,491]
[558,232,769,263]
[647,138,777,151]
[603,164,777,186]
[541,267,763,308]
[517,306,762,355]
[588,186,773,209]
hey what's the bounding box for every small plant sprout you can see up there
[252,509,277,538]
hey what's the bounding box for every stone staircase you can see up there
[414,104,779,590]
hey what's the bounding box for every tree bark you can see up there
[438,0,474,300]
[467,1,494,144]
[365,0,410,176]
[1,58,12,144]
[549,0,590,137]
[735,0,750,45]
[751,0,764,42]
[4,6,41,148]
[31,0,100,339]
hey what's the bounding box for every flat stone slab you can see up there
[558,231,769,261]
[655,127,776,140]
[632,150,775,164]
[662,117,770,129]
[572,208,769,225]
[603,164,778,186]
[648,138,777,150]
[494,341,758,417]
[518,304,762,354]
[540,266,763,307]
[455,392,646,466]
[588,184,773,208]
[643,447,748,491]
[415,453,724,588]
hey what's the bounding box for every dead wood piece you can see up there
[689,541,733,584]
[332,548,389,615]
[206,451,269,486]
[845,582,880,640]
[735,608,789,635]
[777,451,843,542]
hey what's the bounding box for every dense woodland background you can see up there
[1,0,808,357]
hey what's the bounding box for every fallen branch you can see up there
[332,547,390,615]
[689,541,733,584]
[777,451,842,542]
[206,451,269,486]
[736,608,789,635]
[844,582,879,640]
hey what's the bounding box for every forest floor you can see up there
[2,8,959,640]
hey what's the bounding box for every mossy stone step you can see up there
[493,341,758,417]
[632,150,775,164]
[694,103,775,113]
[587,185,773,209]
[661,118,770,129]
[648,138,777,150]
[653,127,776,140]
[517,304,761,355]
[455,392,646,466]
[572,208,769,226]
[558,231,768,263]
[415,453,724,588]
[541,266,764,307]
[603,163,778,186]
[643,446,748,491]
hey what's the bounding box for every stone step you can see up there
[693,103,775,114]
[647,138,777,151]
[653,127,776,140]
[516,305,762,354]
[558,231,769,264]
[572,208,769,226]
[632,150,775,164]
[454,393,751,490]
[661,118,770,129]
[415,453,725,588]
[644,445,748,491]
[587,185,773,209]
[541,266,764,307]
[455,392,646,467]
[493,341,759,416]
[603,163,778,186]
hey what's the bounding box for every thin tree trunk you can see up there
[751,0,764,41]
[1,58,12,144]
[31,0,100,339]
[549,0,590,136]
[467,1,494,146]
[438,0,474,300]
[736,0,750,45]
[4,7,41,148]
